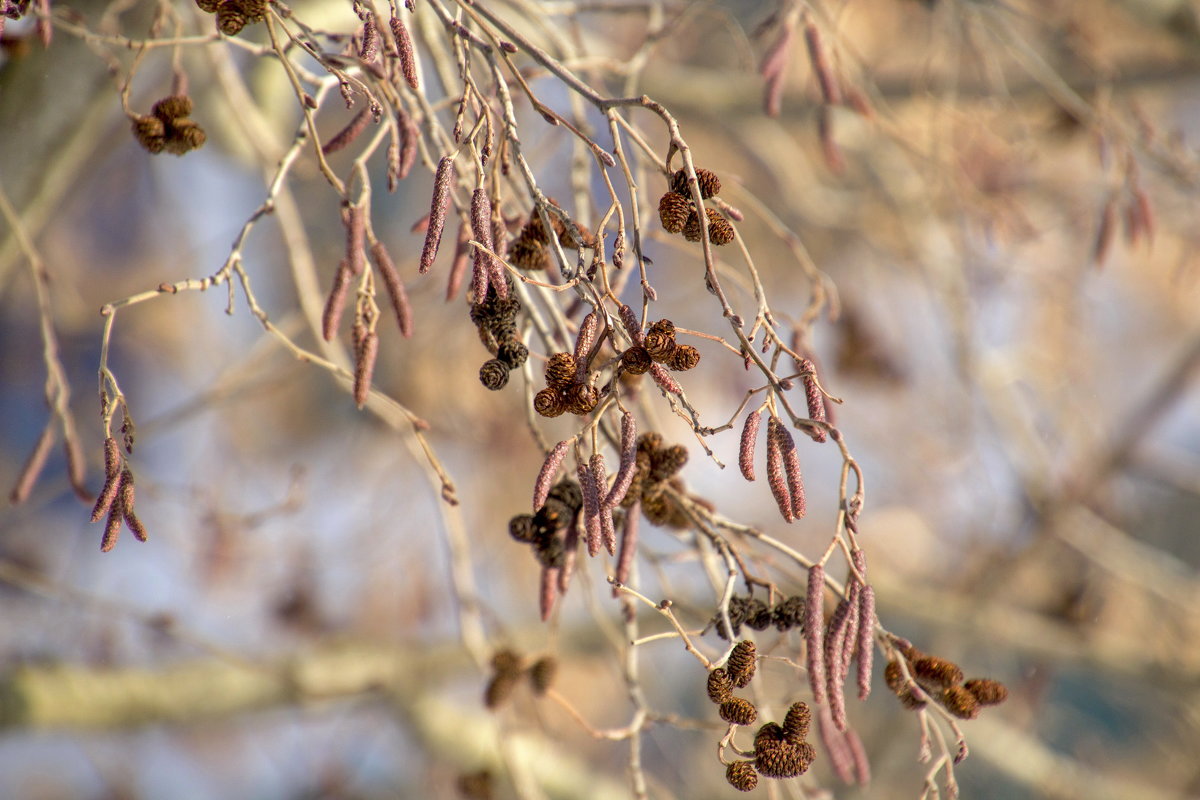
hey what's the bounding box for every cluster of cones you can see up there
[706,641,817,791]
[711,593,807,639]
[508,202,597,272]
[195,0,266,36]
[657,168,735,245]
[131,95,206,156]
[884,644,1008,720]
[619,318,700,375]
[470,275,528,390]
[483,648,558,709]
[507,479,582,571]
[618,432,694,529]
[533,352,600,417]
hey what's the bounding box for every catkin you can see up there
[322,261,352,342]
[371,242,413,337]
[418,156,454,274]
[856,586,876,700]
[322,107,371,155]
[532,440,571,512]
[805,563,827,705]
[765,417,794,522]
[390,16,419,90]
[603,412,638,508]
[739,411,760,482]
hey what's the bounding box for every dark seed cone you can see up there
[884,659,905,694]
[682,209,702,242]
[754,722,785,751]
[479,359,510,390]
[163,120,207,155]
[533,532,565,568]
[744,598,774,631]
[196,0,220,11]
[964,678,1008,706]
[484,670,520,709]
[706,668,734,704]
[132,115,166,154]
[782,701,811,742]
[706,208,735,245]
[547,479,584,513]
[508,514,536,543]
[725,761,758,792]
[671,167,722,199]
[531,507,561,540]
[647,318,675,338]
[667,343,700,371]
[533,387,567,418]
[727,640,757,688]
[544,353,578,388]
[755,740,812,779]
[910,655,964,688]
[637,432,664,453]
[240,0,267,21]
[497,339,528,369]
[519,213,551,245]
[152,95,193,121]
[941,685,981,719]
[565,383,599,415]
[773,595,806,631]
[719,697,758,726]
[528,657,557,695]
[559,222,597,250]
[649,444,688,482]
[215,1,247,35]
[621,346,652,374]
[657,192,691,233]
[509,236,549,271]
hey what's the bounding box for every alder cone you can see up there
[706,668,734,704]
[964,678,1008,706]
[510,237,549,271]
[479,359,510,390]
[152,95,193,121]
[941,685,981,719]
[215,1,247,35]
[706,208,735,245]
[497,339,528,369]
[670,167,722,199]
[621,346,652,374]
[725,762,758,792]
[565,383,599,415]
[657,191,691,233]
[508,514,536,543]
[682,209,702,242]
[196,0,220,11]
[643,330,676,362]
[727,640,757,688]
[547,479,584,513]
[533,387,566,418]
[719,697,758,726]
[544,353,577,388]
[528,657,557,695]
[132,115,166,153]
[667,343,700,371]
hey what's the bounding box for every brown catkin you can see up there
[322,261,352,342]
[396,109,418,181]
[390,16,419,90]
[649,363,681,396]
[618,304,643,344]
[470,188,500,295]
[354,331,379,407]
[124,508,148,542]
[589,453,615,555]
[418,156,454,274]
[725,761,758,792]
[910,655,964,688]
[720,698,758,726]
[573,311,600,370]
[323,107,371,155]
[805,564,827,705]
[706,668,734,704]
[371,242,413,337]
[941,686,980,719]
[359,15,378,61]
[613,499,639,591]
[739,411,760,482]
[580,462,601,557]
[727,640,757,688]
[532,440,571,512]
[799,358,828,442]
[90,438,123,523]
[101,499,123,553]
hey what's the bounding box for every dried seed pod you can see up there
[215,1,247,35]
[782,701,811,743]
[744,598,774,631]
[756,740,809,779]
[657,191,691,233]
[754,722,785,752]
[479,358,510,391]
[620,346,652,375]
[508,514,536,543]
[497,338,528,369]
[667,343,700,371]
[910,655,963,688]
[681,208,702,242]
[720,697,758,726]
[773,595,805,631]
[239,0,266,21]
[196,0,220,11]
[941,685,981,719]
[528,656,557,695]
[706,208,735,245]
[547,479,583,514]
[509,236,548,271]
[418,156,454,274]
[533,387,566,418]
[963,678,1008,706]
[649,444,688,482]
[647,318,676,338]
[163,120,207,155]
[725,761,758,792]
[727,640,757,688]
[670,167,722,199]
[131,115,166,154]
[152,95,193,121]
[565,383,599,415]
[643,330,676,363]
[484,670,520,709]
[706,668,734,704]
[544,353,577,388]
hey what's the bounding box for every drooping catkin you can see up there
[354,330,379,408]
[618,303,643,344]
[322,261,352,342]
[772,418,807,519]
[101,498,123,553]
[370,242,412,337]
[390,15,419,90]
[738,410,760,482]
[805,563,827,705]
[817,700,855,784]
[649,363,681,395]
[803,14,842,107]
[765,417,794,522]
[573,311,600,371]
[90,437,122,522]
[395,109,418,182]
[344,204,366,276]
[856,586,876,700]
[799,357,828,442]
[579,462,601,557]
[418,156,454,274]
[539,565,559,621]
[445,223,471,301]
[470,188,503,300]
[10,424,54,505]
[604,411,638,508]
[589,453,615,555]
[323,107,371,155]
[613,499,639,592]
[532,440,571,512]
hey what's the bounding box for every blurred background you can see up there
[2,0,1199,798]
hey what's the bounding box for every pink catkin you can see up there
[64,435,89,503]
[845,727,872,785]
[345,204,366,276]
[804,16,842,106]
[805,563,827,705]
[354,331,379,408]
[798,358,828,442]
[823,596,852,731]
[817,700,856,785]
[390,16,419,90]
[739,410,760,482]
[590,453,615,555]
[856,586,876,700]
[618,304,643,345]
[580,462,601,557]
[89,438,121,522]
[649,363,681,395]
[613,500,640,594]
[1093,197,1116,267]
[322,107,371,155]
[10,424,54,506]
[532,440,570,512]
[539,566,560,621]
[574,311,600,372]
[469,188,503,302]
[359,16,378,62]
[371,242,413,337]
[774,419,807,519]
[397,110,418,181]
[765,418,794,522]
[558,521,579,594]
[604,411,637,508]
[321,261,352,342]
[445,223,471,302]
[419,156,454,274]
